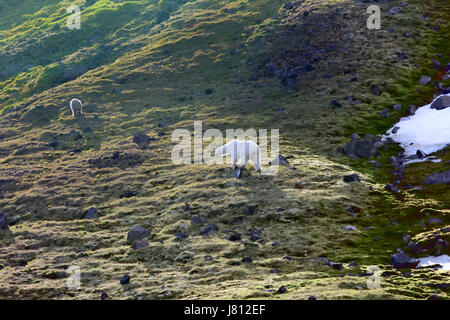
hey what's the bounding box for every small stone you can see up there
[308,296,317,300]
[200,224,219,236]
[378,110,389,118]
[132,132,153,149]
[277,286,287,294]
[427,218,443,225]
[228,232,242,241]
[190,215,208,225]
[403,31,411,38]
[294,180,307,189]
[120,274,130,285]
[385,183,401,193]
[430,95,450,110]
[244,205,256,216]
[392,104,402,111]
[242,257,253,263]
[175,231,189,240]
[408,105,417,115]
[85,207,98,219]
[0,212,9,230]
[127,225,150,243]
[419,75,431,85]
[348,261,360,268]
[388,6,404,15]
[329,262,344,270]
[371,85,381,96]
[391,250,419,269]
[342,225,357,231]
[330,99,342,109]
[343,174,360,183]
[131,240,149,250]
[416,150,426,159]
[100,292,109,300]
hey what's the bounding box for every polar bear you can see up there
[70,99,83,116]
[215,140,261,172]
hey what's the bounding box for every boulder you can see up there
[127,225,150,243]
[0,212,8,230]
[391,250,419,269]
[85,207,98,219]
[343,174,360,183]
[343,134,381,158]
[423,170,450,185]
[430,95,450,110]
[132,132,153,149]
[131,240,149,250]
[419,75,431,85]
[120,274,130,285]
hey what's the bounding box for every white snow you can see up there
[385,93,450,162]
[418,254,450,271]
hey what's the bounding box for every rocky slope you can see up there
[0,0,449,299]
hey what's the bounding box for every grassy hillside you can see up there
[0,0,449,299]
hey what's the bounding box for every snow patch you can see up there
[418,254,450,271]
[385,93,450,162]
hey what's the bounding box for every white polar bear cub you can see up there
[70,99,83,116]
[215,140,261,172]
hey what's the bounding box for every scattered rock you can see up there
[385,183,401,193]
[403,31,411,38]
[408,105,417,115]
[430,95,450,110]
[418,75,431,85]
[343,174,360,183]
[271,268,281,274]
[388,6,404,15]
[242,257,253,263]
[392,104,402,111]
[378,109,389,118]
[244,205,256,216]
[132,132,153,149]
[277,286,287,294]
[371,85,381,96]
[269,154,290,166]
[330,99,342,109]
[100,292,109,300]
[342,225,357,231]
[85,207,98,219]
[175,231,189,240]
[0,212,9,230]
[423,170,450,185]
[308,296,317,300]
[190,215,208,225]
[122,190,137,198]
[427,218,443,225]
[120,274,130,285]
[127,225,150,243]
[416,150,426,159]
[391,250,419,269]
[347,261,360,268]
[131,240,149,250]
[228,232,242,241]
[343,134,382,158]
[294,180,307,189]
[329,262,344,270]
[200,224,219,236]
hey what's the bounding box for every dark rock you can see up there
[385,183,401,193]
[190,215,208,225]
[348,261,360,268]
[248,229,263,242]
[277,286,287,294]
[122,190,137,198]
[403,31,411,38]
[343,134,381,158]
[112,151,120,160]
[232,166,243,179]
[392,104,402,111]
[391,250,419,269]
[402,234,411,244]
[408,105,417,115]
[330,99,342,109]
[308,296,317,300]
[269,154,290,166]
[127,225,150,243]
[343,174,360,183]
[244,205,256,216]
[419,75,432,85]
[329,262,344,270]
[242,257,252,263]
[132,132,153,149]
[388,7,404,15]
[371,85,381,96]
[100,292,109,300]
[85,207,98,219]
[271,268,281,274]
[48,141,58,148]
[228,232,242,241]
[200,224,219,236]
[397,52,409,60]
[175,231,189,240]
[131,240,149,250]
[378,109,389,118]
[416,150,426,159]
[204,88,214,95]
[0,212,9,230]
[120,274,130,285]
[423,170,450,185]
[430,95,450,110]
[428,218,443,225]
